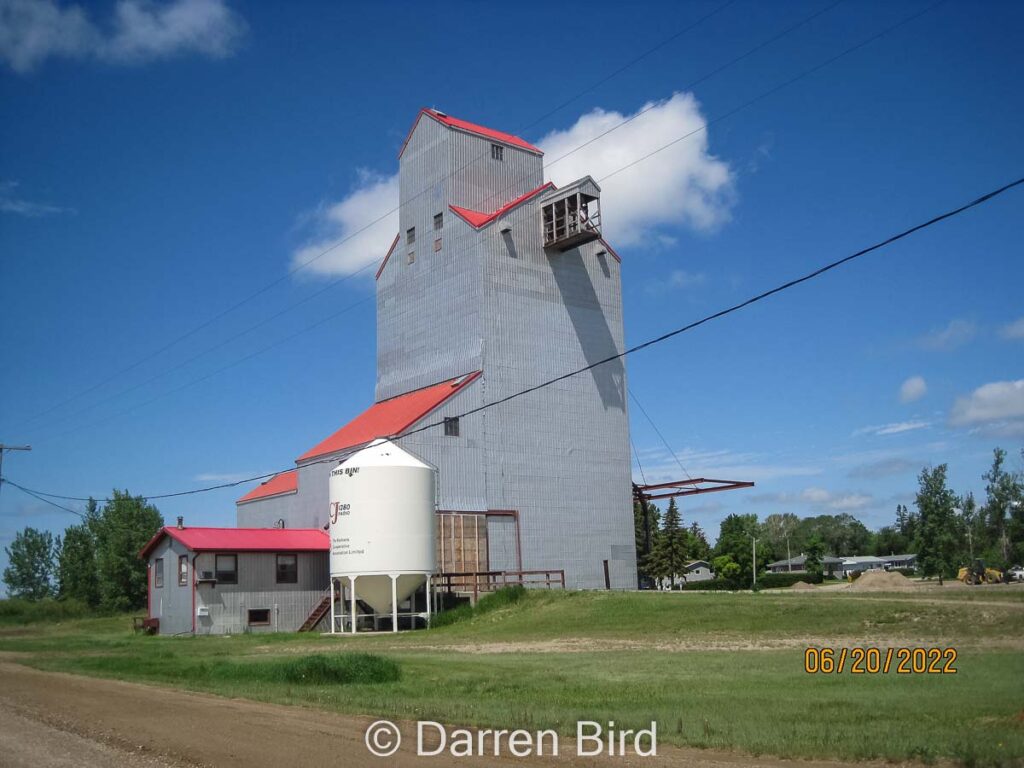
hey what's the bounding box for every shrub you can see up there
[758,572,824,589]
[475,584,527,614]
[212,653,400,685]
[431,585,527,627]
[429,602,474,628]
[0,597,95,625]
[676,579,735,591]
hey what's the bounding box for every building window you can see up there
[276,554,298,584]
[215,554,237,584]
[248,609,271,626]
[407,250,415,264]
[178,555,188,587]
[444,417,460,437]
[153,558,164,588]
[406,227,415,245]
[491,143,504,161]
[434,212,443,230]
[434,238,442,252]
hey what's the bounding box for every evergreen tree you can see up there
[633,500,660,587]
[3,527,59,600]
[648,498,689,588]
[687,521,711,561]
[95,490,163,611]
[915,465,961,583]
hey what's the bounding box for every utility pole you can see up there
[749,534,759,589]
[786,535,792,573]
[0,444,32,506]
[966,529,974,560]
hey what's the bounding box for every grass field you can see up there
[3,587,1023,766]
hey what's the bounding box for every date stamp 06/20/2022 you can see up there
[804,647,959,675]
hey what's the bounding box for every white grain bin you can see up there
[328,439,437,631]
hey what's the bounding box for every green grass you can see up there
[4,588,1024,765]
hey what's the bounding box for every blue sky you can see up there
[1,0,1022,582]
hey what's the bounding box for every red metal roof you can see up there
[296,371,481,462]
[399,108,542,159]
[449,182,555,230]
[236,469,298,505]
[374,233,400,280]
[599,237,622,264]
[140,526,327,559]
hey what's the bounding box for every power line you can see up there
[12,172,1021,503]
[1,479,85,518]
[24,0,920,442]
[10,0,740,434]
[628,388,695,483]
[38,294,376,442]
[630,436,649,487]
[393,175,1024,440]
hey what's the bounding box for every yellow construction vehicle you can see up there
[957,559,1004,585]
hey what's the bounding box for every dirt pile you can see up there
[848,570,913,591]
[790,581,816,590]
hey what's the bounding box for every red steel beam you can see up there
[634,478,755,501]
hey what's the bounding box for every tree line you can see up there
[2,491,162,610]
[635,447,1023,587]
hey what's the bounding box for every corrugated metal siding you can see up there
[194,552,328,635]
[240,115,635,590]
[447,130,543,213]
[236,490,304,529]
[377,118,485,400]
[147,537,193,635]
[479,197,636,589]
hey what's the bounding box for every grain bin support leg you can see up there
[350,576,358,635]
[426,574,432,626]
[390,575,398,634]
[329,578,336,634]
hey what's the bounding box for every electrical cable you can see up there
[630,435,649,487]
[628,387,695,483]
[24,0,923,442]
[12,171,1020,504]
[10,0,741,433]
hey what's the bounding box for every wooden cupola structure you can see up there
[540,176,602,251]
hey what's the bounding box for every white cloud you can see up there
[293,93,735,278]
[854,421,931,437]
[847,457,917,479]
[828,493,873,511]
[918,319,976,350]
[800,487,831,503]
[289,171,399,278]
[668,270,706,289]
[1000,317,1024,340]
[0,181,73,216]
[538,92,734,246]
[899,375,927,403]
[634,445,820,484]
[0,0,245,73]
[749,486,874,512]
[949,379,1024,437]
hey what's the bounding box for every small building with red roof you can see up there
[140,522,329,635]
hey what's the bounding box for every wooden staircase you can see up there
[298,593,331,632]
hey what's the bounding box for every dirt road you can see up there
[0,662,908,768]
